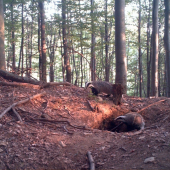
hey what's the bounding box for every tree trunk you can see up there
[151,0,159,97]
[105,0,109,81]
[29,7,34,77]
[0,0,5,70]
[62,0,71,83]
[138,0,142,97]
[11,3,15,72]
[38,12,42,81]
[164,0,170,97]
[79,0,83,87]
[0,69,39,85]
[91,0,96,81]
[39,1,47,82]
[146,0,151,97]
[21,3,24,76]
[115,0,127,93]
[49,22,54,82]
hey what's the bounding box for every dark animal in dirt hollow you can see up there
[115,112,145,131]
[85,81,113,96]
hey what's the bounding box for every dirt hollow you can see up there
[0,85,170,170]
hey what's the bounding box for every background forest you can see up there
[0,0,169,97]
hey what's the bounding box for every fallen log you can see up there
[0,69,39,85]
[0,69,73,88]
[0,81,40,89]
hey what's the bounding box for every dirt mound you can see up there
[0,85,170,169]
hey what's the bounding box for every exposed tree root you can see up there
[0,91,46,119]
[138,99,166,113]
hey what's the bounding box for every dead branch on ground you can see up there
[0,91,46,119]
[138,99,166,114]
[12,107,22,122]
[87,151,95,170]
[29,118,91,130]
[0,81,40,89]
[87,100,95,112]
[41,82,73,88]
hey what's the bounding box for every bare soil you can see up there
[0,85,170,170]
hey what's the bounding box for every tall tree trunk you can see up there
[91,0,96,81]
[164,0,170,97]
[115,0,127,93]
[38,13,42,81]
[79,0,83,87]
[151,0,159,97]
[0,0,5,70]
[49,23,54,82]
[26,18,29,76]
[11,3,15,72]
[138,0,142,97]
[39,1,46,82]
[21,3,24,76]
[146,0,151,97]
[29,10,34,77]
[105,0,109,81]
[62,0,71,83]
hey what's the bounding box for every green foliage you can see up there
[3,0,166,96]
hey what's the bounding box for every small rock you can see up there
[144,157,155,163]
[99,146,105,150]
[0,148,3,152]
[139,136,145,140]
[0,141,7,146]
[97,96,103,101]
[83,132,92,136]
[59,141,66,147]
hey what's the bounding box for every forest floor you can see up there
[0,84,170,170]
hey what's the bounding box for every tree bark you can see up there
[146,0,151,97]
[0,0,5,70]
[0,69,39,85]
[39,1,47,82]
[38,12,42,81]
[115,0,127,93]
[105,0,110,82]
[138,0,142,97]
[11,2,15,72]
[151,0,159,97]
[91,0,96,81]
[164,0,170,97]
[62,0,71,83]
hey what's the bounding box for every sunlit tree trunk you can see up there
[19,3,24,76]
[146,0,151,97]
[151,0,159,97]
[138,0,142,97]
[11,2,15,72]
[38,12,42,81]
[39,1,47,82]
[48,22,54,82]
[79,0,84,87]
[62,0,71,82]
[105,0,109,81]
[29,14,33,77]
[91,0,96,81]
[115,0,127,93]
[0,0,5,70]
[164,0,170,97]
